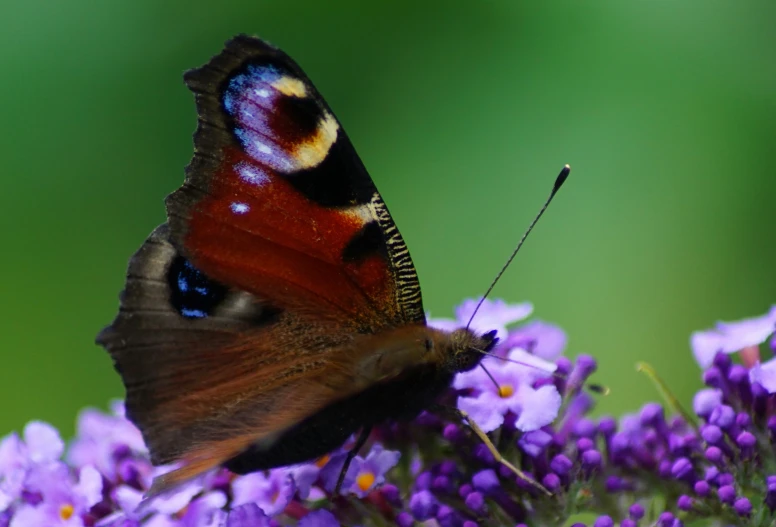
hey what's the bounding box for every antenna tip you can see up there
[587,383,610,396]
[553,164,571,193]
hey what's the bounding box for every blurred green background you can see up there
[1,1,774,438]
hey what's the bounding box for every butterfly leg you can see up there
[433,405,551,496]
[334,426,372,495]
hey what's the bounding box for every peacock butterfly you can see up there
[97,35,567,496]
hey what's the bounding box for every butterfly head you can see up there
[440,328,499,374]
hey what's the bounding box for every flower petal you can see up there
[364,445,401,476]
[692,306,776,368]
[717,306,776,349]
[452,365,491,391]
[112,484,144,513]
[148,479,203,514]
[507,347,557,382]
[75,465,104,508]
[514,385,562,431]
[299,509,339,527]
[458,395,504,433]
[749,358,776,393]
[226,503,270,527]
[23,421,64,463]
[693,389,723,417]
[506,320,567,360]
[454,299,533,342]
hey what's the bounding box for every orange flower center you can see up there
[59,504,75,520]
[315,454,330,468]
[498,384,514,398]
[356,471,376,492]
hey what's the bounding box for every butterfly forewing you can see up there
[166,35,424,330]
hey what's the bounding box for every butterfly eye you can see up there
[425,338,434,353]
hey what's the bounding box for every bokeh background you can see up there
[1,1,774,440]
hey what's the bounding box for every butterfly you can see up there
[97,35,562,497]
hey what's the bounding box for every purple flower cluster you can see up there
[1,300,775,526]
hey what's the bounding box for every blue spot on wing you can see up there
[181,308,207,319]
[167,257,227,319]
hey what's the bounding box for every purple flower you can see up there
[408,490,438,520]
[691,306,776,368]
[178,491,227,527]
[1,422,68,512]
[504,319,567,360]
[10,464,102,527]
[347,445,400,498]
[692,389,722,417]
[734,497,752,516]
[471,469,500,494]
[318,451,359,495]
[5,296,776,527]
[429,298,533,342]
[22,422,65,464]
[749,358,776,393]
[286,462,322,500]
[67,402,148,484]
[453,347,560,432]
[298,509,339,527]
[232,469,294,515]
[0,434,27,509]
[226,503,271,527]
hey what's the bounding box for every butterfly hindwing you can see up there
[166,35,424,331]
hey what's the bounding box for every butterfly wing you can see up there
[166,35,424,331]
[98,35,428,491]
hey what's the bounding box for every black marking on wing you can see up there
[285,137,376,207]
[270,94,321,144]
[342,221,387,263]
[167,256,228,319]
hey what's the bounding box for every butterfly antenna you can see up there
[479,363,500,390]
[466,164,571,330]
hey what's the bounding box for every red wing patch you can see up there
[179,146,396,328]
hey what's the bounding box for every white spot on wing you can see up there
[255,140,272,155]
[237,163,270,186]
[230,202,250,214]
[254,88,270,98]
[341,203,376,225]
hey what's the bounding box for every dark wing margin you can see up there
[164,34,425,329]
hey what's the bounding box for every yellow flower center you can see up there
[356,471,376,492]
[498,384,514,398]
[315,454,330,468]
[59,504,75,520]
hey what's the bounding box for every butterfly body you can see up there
[98,35,497,494]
